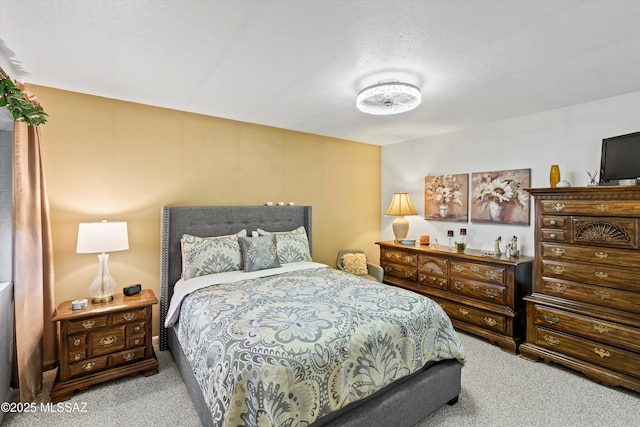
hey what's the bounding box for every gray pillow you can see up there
[255,226,312,264]
[238,235,281,272]
[180,230,246,280]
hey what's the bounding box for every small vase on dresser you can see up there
[520,186,640,392]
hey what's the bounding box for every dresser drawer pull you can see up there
[549,219,557,225]
[593,322,609,334]
[594,271,608,280]
[406,256,414,263]
[470,266,480,273]
[459,308,469,316]
[594,290,610,301]
[454,282,465,290]
[552,203,565,212]
[594,348,611,358]
[404,271,413,278]
[549,283,567,293]
[134,338,141,345]
[99,336,118,347]
[485,289,499,298]
[384,253,391,258]
[384,266,392,272]
[73,338,82,346]
[82,362,96,372]
[82,320,96,329]
[594,251,609,259]
[470,284,479,291]
[454,265,464,273]
[551,266,565,275]
[551,247,566,256]
[74,353,82,361]
[596,204,610,212]
[122,312,136,322]
[543,313,560,324]
[549,233,557,239]
[544,335,560,345]
[484,317,497,327]
[122,352,136,361]
[485,271,499,281]
[134,325,142,332]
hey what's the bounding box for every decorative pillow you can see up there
[341,253,368,276]
[238,235,280,272]
[181,229,247,280]
[256,226,312,264]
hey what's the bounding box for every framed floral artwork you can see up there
[424,174,469,222]
[471,168,531,225]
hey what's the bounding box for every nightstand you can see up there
[50,289,159,402]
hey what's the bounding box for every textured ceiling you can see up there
[2,0,640,145]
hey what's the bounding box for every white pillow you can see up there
[181,229,247,280]
[255,226,312,264]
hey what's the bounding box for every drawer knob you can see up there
[384,266,392,272]
[74,353,82,361]
[485,289,498,298]
[470,284,479,291]
[99,335,118,347]
[454,265,464,273]
[551,248,566,257]
[454,282,465,290]
[549,219,557,225]
[594,347,611,358]
[134,325,141,332]
[551,266,566,275]
[123,312,135,321]
[594,251,609,259]
[484,317,497,327]
[544,335,560,345]
[593,322,609,334]
[134,338,141,345]
[485,271,499,281]
[122,352,135,361]
[82,362,95,372]
[549,233,557,239]
[470,266,480,273]
[594,290,610,301]
[459,308,469,316]
[552,203,565,212]
[594,271,608,280]
[73,338,81,346]
[543,313,560,324]
[82,320,96,329]
[404,271,413,278]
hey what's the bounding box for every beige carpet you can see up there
[3,333,639,427]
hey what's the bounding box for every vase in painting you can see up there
[488,201,506,221]
[439,203,449,218]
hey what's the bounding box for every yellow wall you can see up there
[31,85,381,336]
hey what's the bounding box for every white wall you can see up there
[382,90,640,256]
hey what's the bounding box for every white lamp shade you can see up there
[76,221,129,254]
[385,193,419,217]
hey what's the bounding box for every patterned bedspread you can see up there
[177,266,465,426]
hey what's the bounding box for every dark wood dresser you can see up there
[520,186,640,392]
[50,289,159,402]
[377,241,533,353]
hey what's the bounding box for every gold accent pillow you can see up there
[342,253,368,276]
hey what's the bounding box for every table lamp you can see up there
[76,220,129,303]
[385,192,418,242]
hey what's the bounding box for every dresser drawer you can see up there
[541,199,640,216]
[68,349,86,363]
[129,335,146,348]
[541,216,567,228]
[540,278,640,314]
[418,274,448,290]
[382,263,417,281]
[541,229,568,242]
[437,299,506,334]
[68,316,108,334]
[69,356,108,378]
[418,255,447,278]
[381,248,418,267]
[533,305,640,353]
[572,217,637,249]
[110,347,146,367]
[68,335,86,349]
[126,321,146,336]
[450,278,505,305]
[450,260,505,285]
[112,308,147,325]
[542,260,639,292]
[533,327,640,378]
[541,243,640,268]
[91,326,126,356]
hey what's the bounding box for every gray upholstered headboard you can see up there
[159,205,312,350]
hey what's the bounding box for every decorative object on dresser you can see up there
[50,289,159,402]
[76,220,129,303]
[549,164,561,188]
[520,186,640,392]
[377,241,533,353]
[471,168,531,225]
[385,192,419,242]
[424,174,469,222]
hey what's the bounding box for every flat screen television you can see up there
[599,131,640,185]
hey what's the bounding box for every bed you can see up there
[159,205,465,427]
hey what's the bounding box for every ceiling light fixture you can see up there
[356,81,421,115]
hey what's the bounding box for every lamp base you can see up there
[392,216,410,242]
[91,294,114,304]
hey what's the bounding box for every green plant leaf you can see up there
[0,76,48,125]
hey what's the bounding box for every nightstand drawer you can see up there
[129,336,145,348]
[91,326,126,356]
[111,347,146,367]
[112,308,147,325]
[68,316,107,334]
[69,356,108,378]
[68,335,86,348]
[126,321,145,336]
[69,350,86,363]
